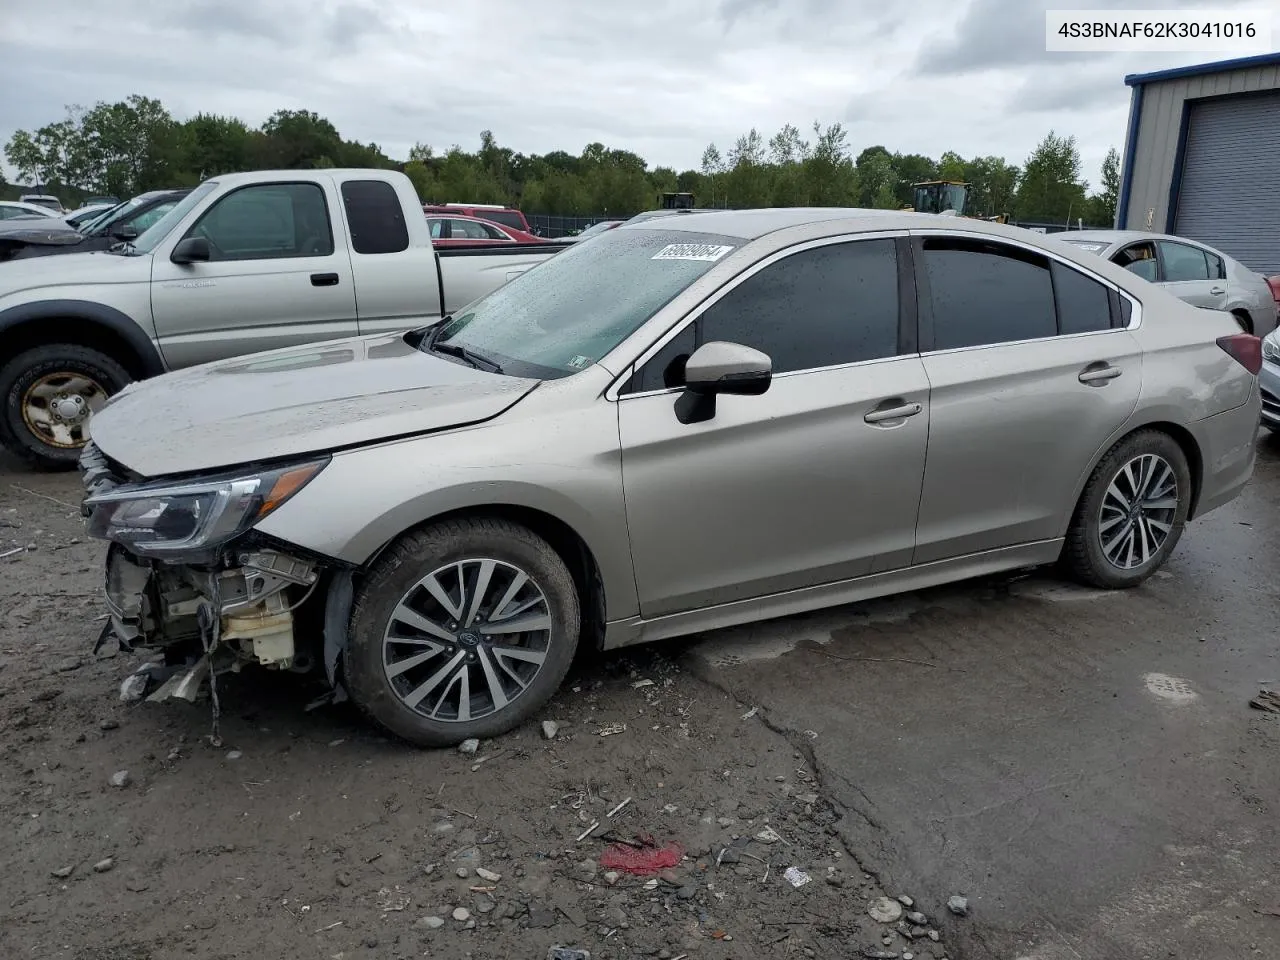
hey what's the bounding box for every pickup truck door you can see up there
[335,178,443,338]
[149,179,358,369]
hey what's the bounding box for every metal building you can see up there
[1117,52,1280,274]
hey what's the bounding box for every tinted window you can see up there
[130,201,177,233]
[191,183,333,261]
[922,238,1056,349]
[702,239,899,374]
[1051,261,1112,335]
[1158,241,1209,282]
[428,219,443,238]
[479,210,524,230]
[341,180,409,255]
[628,325,697,393]
[1207,252,1226,280]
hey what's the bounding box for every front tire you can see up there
[0,344,131,470]
[1062,430,1192,589]
[346,517,580,747]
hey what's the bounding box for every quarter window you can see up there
[1158,241,1210,282]
[624,238,902,392]
[1051,260,1112,335]
[189,183,333,260]
[920,238,1056,349]
[341,180,409,255]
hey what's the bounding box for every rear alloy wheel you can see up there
[346,518,580,747]
[1062,430,1191,588]
[0,344,132,470]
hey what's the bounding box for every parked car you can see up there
[425,214,546,247]
[1054,230,1277,336]
[0,170,567,468]
[1261,327,1280,433]
[83,195,120,206]
[558,220,624,242]
[423,203,532,234]
[62,203,116,229]
[18,194,65,214]
[0,190,193,262]
[0,200,58,220]
[78,208,1261,747]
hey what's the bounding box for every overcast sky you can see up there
[0,0,1268,189]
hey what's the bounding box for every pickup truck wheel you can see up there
[346,517,580,748]
[0,344,131,470]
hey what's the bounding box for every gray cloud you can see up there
[0,0,1258,191]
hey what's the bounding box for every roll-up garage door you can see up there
[1173,91,1280,274]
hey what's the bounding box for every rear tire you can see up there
[1062,430,1192,589]
[1232,310,1253,334]
[0,344,131,470]
[346,517,580,748]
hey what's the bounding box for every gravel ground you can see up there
[0,459,962,960]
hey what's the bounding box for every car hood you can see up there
[0,244,144,280]
[89,333,541,478]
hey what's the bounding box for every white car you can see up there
[1055,230,1277,337]
[0,201,58,221]
[18,194,64,214]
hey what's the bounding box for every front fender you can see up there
[0,299,165,376]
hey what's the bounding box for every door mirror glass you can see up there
[171,236,211,264]
[684,341,772,395]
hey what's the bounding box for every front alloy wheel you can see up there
[347,517,580,747]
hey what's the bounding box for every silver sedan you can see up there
[1054,229,1277,337]
[80,209,1263,747]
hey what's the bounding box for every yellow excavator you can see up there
[903,180,1008,223]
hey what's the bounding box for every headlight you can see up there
[84,459,328,558]
[1263,331,1280,363]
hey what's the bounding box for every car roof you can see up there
[620,207,1040,242]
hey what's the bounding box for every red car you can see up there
[1268,275,1280,308]
[424,214,546,247]
[422,203,533,234]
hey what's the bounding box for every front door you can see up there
[150,180,358,370]
[618,235,931,620]
[909,233,1143,564]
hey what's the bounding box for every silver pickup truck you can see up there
[0,169,562,469]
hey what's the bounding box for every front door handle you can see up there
[864,401,922,424]
[1209,286,1226,295]
[1079,363,1122,385]
[311,272,340,287]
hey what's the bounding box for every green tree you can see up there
[1086,146,1120,226]
[1014,130,1087,223]
[179,113,256,181]
[964,156,1020,218]
[5,114,89,192]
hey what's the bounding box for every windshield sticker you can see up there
[651,243,735,262]
[566,355,593,369]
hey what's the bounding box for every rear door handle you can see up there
[864,401,922,424]
[1079,364,1122,384]
[311,272,340,287]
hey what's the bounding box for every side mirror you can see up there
[171,236,210,264]
[675,341,772,424]
[110,222,138,241]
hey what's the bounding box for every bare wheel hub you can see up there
[22,372,109,448]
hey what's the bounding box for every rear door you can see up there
[150,179,358,368]
[909,232,1143,564]
[1157,240,1226,310]
[618,234,932,619]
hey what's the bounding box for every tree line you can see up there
[2,95,1120,226]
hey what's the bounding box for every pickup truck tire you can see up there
[0,344,131,470]
[346,517,580,748]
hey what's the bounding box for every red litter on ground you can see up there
[599,840,684,875]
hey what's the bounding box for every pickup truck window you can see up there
[431,228,741,379]
[341,180,409,255]
[188,183,334,261]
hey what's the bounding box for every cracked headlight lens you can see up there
[84,459,327,558]
[1263,330,1280,363]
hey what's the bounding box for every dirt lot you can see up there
[0,456,961,960]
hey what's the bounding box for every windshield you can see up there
[132,183,217,253]
[431,228,741,379]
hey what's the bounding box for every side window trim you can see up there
[182,180,333,262]
[611,230,913,401]
[909,228,1139,355]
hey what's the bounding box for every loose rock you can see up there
[541,720,560,740]
[226,750,243,760]
[603,871,620,886]
[458,738,480,755]
[868,896,904,923]
[475,867,501,882]
[897,894,914,907]
[99,719,120,731]
[92,858,115,873]
[108,770,130,788]
[906,910,928,926]
[947,895,969,917]
[415,916,445,929]
[335,871,351,888]
[928,931,941,942]
[456,867,470,878]
[452,907,471,922]
[52,866,74,878]
[119,674,148,702]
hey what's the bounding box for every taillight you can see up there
[1267,276,1280,305]
[1218,333,1262,375]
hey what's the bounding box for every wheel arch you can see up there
[0,300,165,380]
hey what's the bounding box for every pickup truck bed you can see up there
[0,168,563,469]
